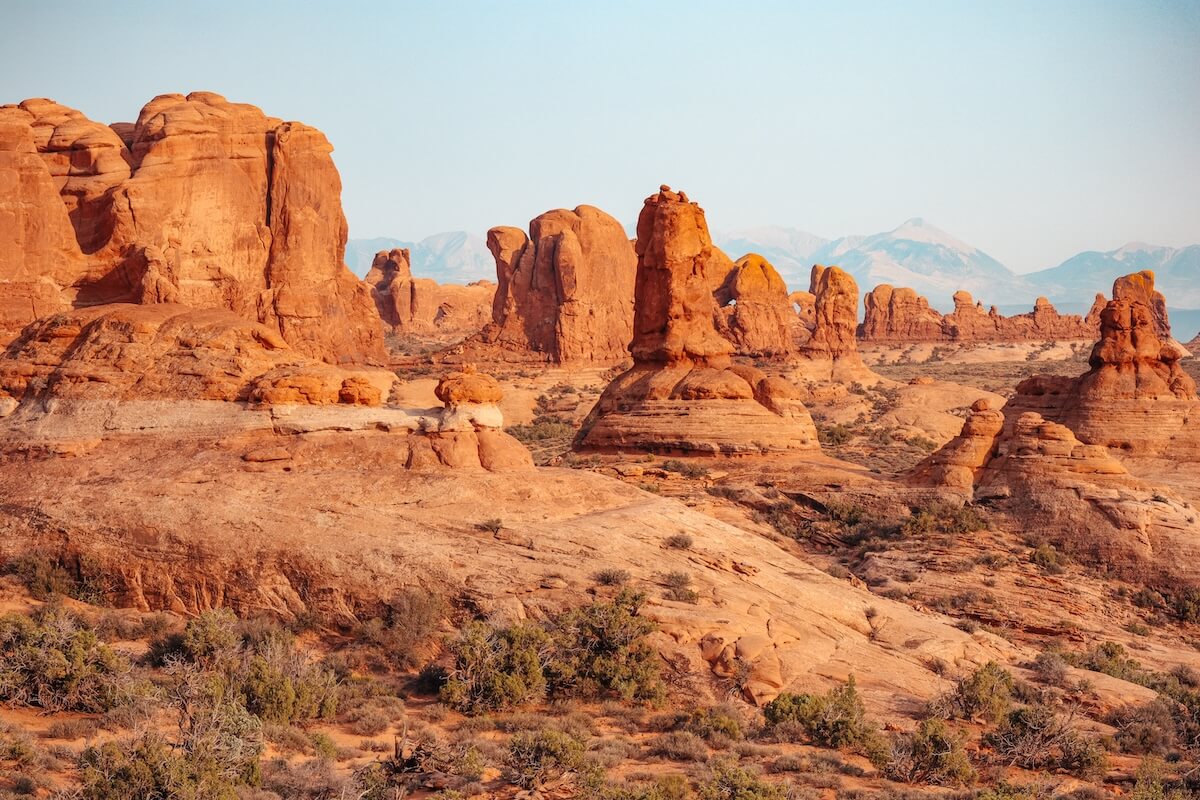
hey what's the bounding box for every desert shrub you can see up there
[648,730,709,762]
[818,424,854,447]
[0,606,133,712]
[507,418,575,444]
[505,729,586,789]
[240,632,339,725]
[883,718,975,786]
[441,621,551,713]
[1067,640,1142,681]
[1030,542,1065,573]
[547,590,663,703]
[79,721,261,800]
[595,568,631,586]
[1031,651,1070,686]
[44,718,99,741]
[597,776,693,800]
[934,662,1014,724]
[1107,699,1180,755]
[356,588,447,668]
[665,534,694,550]
[698,759,785,800]
[986,704,1106,778]
[442,591,662,713]
[663,571,698,603]
[762,676,880,751]
[4,552,108,603]
[261,757,348,799]
[902,501,987,537]
[477,518,504,533]
[662,459,709,479]
[685,705,744,742]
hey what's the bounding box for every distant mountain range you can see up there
[347,221,1200,338]
[345,232,494,285]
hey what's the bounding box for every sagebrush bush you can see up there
[442,590,663,713]
[698,759,786,800]
[0,606,133,713]
[986,704,1106,779]
[505,728,586,789]
[440,621,551,713]
[934,661,1014,723]
[648,730,709,762]
[883,718,975,786]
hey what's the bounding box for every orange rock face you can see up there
[1008,272,1198,456]
[366,248,494,339]
[859,284,1103,343]
[576,187,819,454]
[462,205,636,363]
[713,254,797,357]
[908,398,1004,492]
[0,303,394,408]
[0,93,384,364]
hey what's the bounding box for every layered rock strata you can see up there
[366,248,494,338]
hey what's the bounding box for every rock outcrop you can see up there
[907,398,1004,492]
[713,254,797,357]
[459,205,636,363]
[366,248,494,339]
[576,187,819,454]
[859,284,1104,343]
[0,303,394,410]
[0,93,384,363]
[793,264,871,381]
[1007,271,1198,456]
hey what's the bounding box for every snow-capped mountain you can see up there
[717,219,1024,306]
[1026,243,1200,309]
[712,226,829,285]
[345,232,495,284]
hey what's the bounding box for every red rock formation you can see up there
[576,187,819,454]
[366,248,494,339]
[0,93,384,364]
[792,264,871,381]
[713,254,797,357]
[0,303,394,408]
[462,205,636,363]
[789,290,816,339]
[907,398,1004,492]
[859,284,1104,344]
[859,285,947,342]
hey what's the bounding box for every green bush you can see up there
[548,590,663,702]
[357,588,447,669]
[505,729,586,789]
[698,759,785,800]
[1030,542,1065,573]
[240,633,338,725]
[1108,700,1179,755]
[440,621,551,713]
[883,718,975,786]
[935,661,1014,723]
[762,676,880,750]
[0,606,132,712]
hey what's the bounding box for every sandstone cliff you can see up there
[458,205,636,363]
[0,93,384,363]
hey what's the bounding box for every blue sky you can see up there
[3,0,1197,273]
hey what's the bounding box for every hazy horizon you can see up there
[3,0,1198,274]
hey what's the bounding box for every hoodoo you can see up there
[575,186,819,454]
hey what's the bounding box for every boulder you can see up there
[576,187,819,454]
